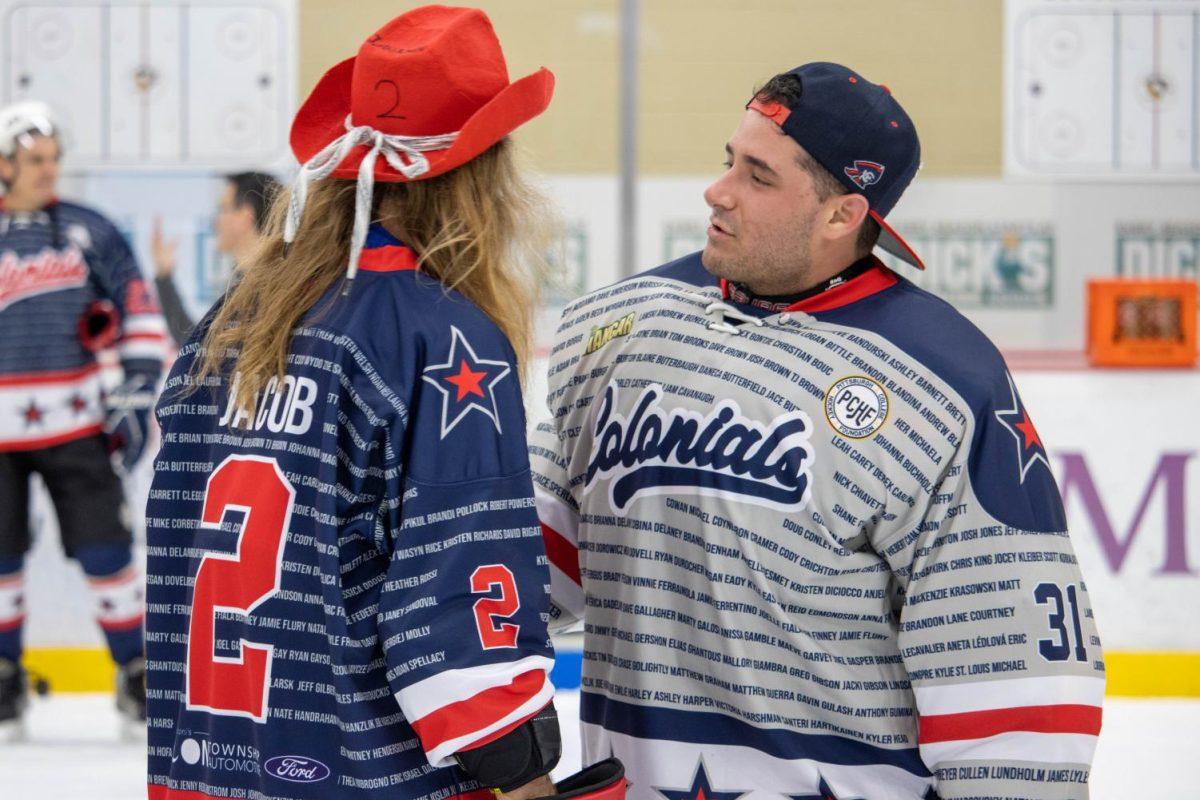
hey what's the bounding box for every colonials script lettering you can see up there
[0,246,88,311]
[586,383,814,512]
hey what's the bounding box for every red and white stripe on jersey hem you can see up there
[396,654,555,767]
[0,364,105,451]
[88,565,145,631]
[534,488,585,631]
[148,785,494,800]
[0,573,24,632]
[118,313,170,361]
[915,675,1104,766]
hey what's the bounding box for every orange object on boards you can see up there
[1087,279,1197,367]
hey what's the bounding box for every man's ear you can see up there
[824,192,870,243]
[0,155,13,184]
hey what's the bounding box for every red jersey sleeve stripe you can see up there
[919,703,1102,744]
[541,522,581,585]
[409,668,547,755]
[149,784,495,800]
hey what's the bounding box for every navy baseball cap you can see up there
[747,62,924,270]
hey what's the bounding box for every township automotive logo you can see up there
[825,376,889,439]
[172,730,261,775]
[421,325,512,439]
[843,160,885,189]
[586,383,814,512]
[0,246,88,311]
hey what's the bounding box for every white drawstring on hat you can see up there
[284,115,458,293]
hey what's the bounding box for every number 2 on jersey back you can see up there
[186,456,295,722]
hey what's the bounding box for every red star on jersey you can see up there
[1013,410,1042,451]
[22,400,44,427]
[421,326,512,439]
[444,359,486,401]
[68,393,89,415]
[994,372,1050,483]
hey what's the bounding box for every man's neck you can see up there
[733,254,875,310]
[1,193,44,212]
[744,252,863,297]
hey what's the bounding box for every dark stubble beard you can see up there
[700,212,814,296]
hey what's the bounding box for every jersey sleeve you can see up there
[89,217,168,376]
[529,418,585,633]
[375,323,555,768]
[527,307,589,633]
[883,370,1104,800]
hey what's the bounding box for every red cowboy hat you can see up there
[290,4,554,183]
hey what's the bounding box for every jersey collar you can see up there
[719,256,898,314]
[359,223,419,272]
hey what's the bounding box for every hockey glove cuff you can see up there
[78,299,121,352]
[104,373,157,472]
[455,702,561,792]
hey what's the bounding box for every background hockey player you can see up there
[145,7,622,800]
[531,63,1104,800]
[151,171,282,344]
[0,100,167,730]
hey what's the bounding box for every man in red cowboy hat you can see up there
[144,7,623,800]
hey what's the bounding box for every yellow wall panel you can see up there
[298,1,1002,176]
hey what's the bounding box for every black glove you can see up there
[104,373,156,472]
[78,299,121,352]
[539,759,626,800]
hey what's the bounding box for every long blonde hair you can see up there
[192,138,552,414]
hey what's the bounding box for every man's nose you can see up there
[703,171,735,211]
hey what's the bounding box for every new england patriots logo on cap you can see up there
[421,325,511,439]
[843,160,885,189]
[994,372,1049,483]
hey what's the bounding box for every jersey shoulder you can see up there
[52,200,121,233]
[558,250,716,330]
[815,275,1065,532]
[815,274,1007,397]
[631,249,715,288]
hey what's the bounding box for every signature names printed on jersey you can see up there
[585,382,814,512]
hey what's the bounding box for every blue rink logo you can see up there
[264,755,331,783]
[586,383,813,511]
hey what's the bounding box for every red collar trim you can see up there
[719,257,899,314]
[358,244,419,272]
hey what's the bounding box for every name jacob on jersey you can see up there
[217,373,318,436]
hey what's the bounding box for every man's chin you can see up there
[700,245,735,280]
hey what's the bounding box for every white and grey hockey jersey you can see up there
[530,253,1104,800]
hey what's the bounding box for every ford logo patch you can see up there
[264,755,330,783]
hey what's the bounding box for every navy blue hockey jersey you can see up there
[145,225,555,800]
[0,199,166,450]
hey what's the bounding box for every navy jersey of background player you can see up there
[145,225,555,800]
[0,199,165,449]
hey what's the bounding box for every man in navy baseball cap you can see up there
[703,61,923,309]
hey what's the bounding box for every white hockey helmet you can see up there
[0,100,58,158]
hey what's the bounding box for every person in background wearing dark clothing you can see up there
[151,171,281,343]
